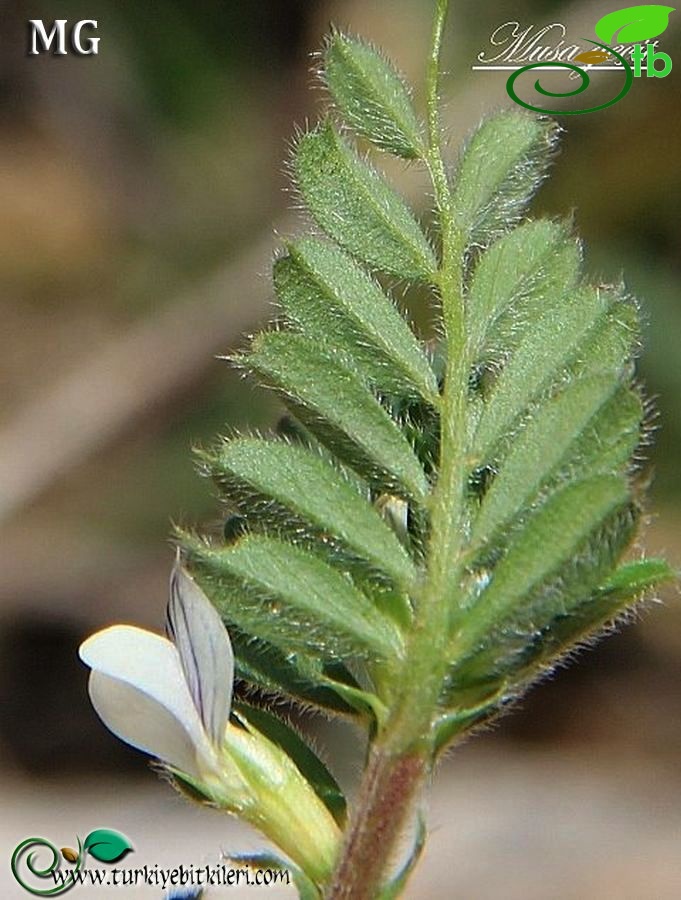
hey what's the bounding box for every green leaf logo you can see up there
[83,829,133,863]
[594,5,675,43]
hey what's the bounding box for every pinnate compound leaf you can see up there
[594,5,674,43]
[275,238,439,403]
[294,121,437,280]
[323,30,425,159]
[203,437,417,587]
[452,111,560,248]
[243,332,429,500]
[188,535,404,661]
[178,21,669,805]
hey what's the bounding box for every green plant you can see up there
[81,2,674,897]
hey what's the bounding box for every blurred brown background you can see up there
[0,1,679,897]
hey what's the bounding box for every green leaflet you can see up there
[191,535,405,662]
[294,121,437,280]
[390,393,441,479]
[600,558,675,597]
[274,415,369,497]
[473,285,636,460]
[275,237,439,403]
[466,219,581,357]
[474,557,677,704]
[244,331,429,500]
[229,630,386,723]
[452,476,632,656]
[235,703,347,825]
[471,376,639,549]
[447,477,636,702]
[452,111,560,247]
[204,437,417,586]
[570,287,640,378]
[564,385,643,480]
[228,628,363,718]
[323,30,425,159]
[437,560,672,727]
[528,558,675,664]
[432,699,501,753]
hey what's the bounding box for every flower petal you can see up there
[88,671,201,777]
[79,625,215,777]
[166,563,234,748]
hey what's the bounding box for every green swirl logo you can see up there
[506,41,634,115]
[11,837,83,896]
[11,830,133,895]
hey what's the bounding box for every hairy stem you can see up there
[325,747,426,900]
[326,2,470,896]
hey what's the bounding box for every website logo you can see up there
[474,5,674,114]
[11,829,133,895]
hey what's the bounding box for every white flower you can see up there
[79,557,341,883]
[79,559,234,782]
